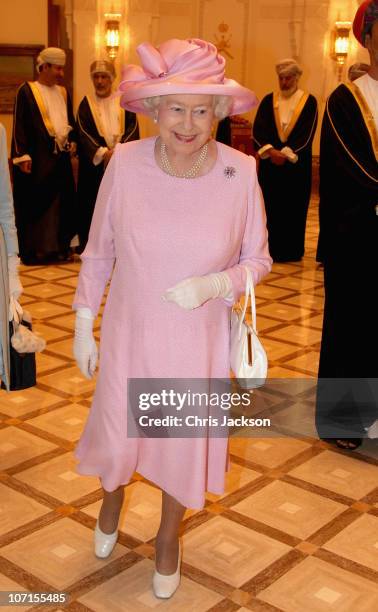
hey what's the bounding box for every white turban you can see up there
[36,47,66,70]
[275,58,302,77]
[90,60,116,81]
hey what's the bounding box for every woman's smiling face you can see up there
[156,94,215,156]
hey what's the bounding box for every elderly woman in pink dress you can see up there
[73,38,271,599]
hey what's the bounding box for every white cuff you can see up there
[93,147,108,166]
[208,271,234,301]
[13,154,32,164]
[258,144,273,159]
[281,146,298,163]
[76,307,95,320]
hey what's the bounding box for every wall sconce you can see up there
[105,12,122,60]
[332,21,352,79]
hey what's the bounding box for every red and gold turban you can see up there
[353,0,378,47]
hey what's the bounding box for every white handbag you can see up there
[9,297,46,354]
[230,267,267,389]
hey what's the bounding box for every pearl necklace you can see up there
[160,140,208,178]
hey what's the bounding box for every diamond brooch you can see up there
[224,166,236,179]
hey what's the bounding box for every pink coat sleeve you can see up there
[72,146,118,317]
[225,156,272,300]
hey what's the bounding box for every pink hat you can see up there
[117,38,258,116]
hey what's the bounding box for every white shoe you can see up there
[153,542,182,599]
[367,420,378,439]
[94,520,118,558]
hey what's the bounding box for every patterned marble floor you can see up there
[0,199,377,611]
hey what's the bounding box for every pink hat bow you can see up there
[118,38,257,116]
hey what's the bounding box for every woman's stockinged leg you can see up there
[98,486,124,534]
[155,490,186,574]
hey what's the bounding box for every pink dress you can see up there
[73,137,271,509]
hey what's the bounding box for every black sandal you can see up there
[334,438,362,451]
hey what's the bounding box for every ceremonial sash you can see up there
[273,91,309,143]
[86,96,125,145]
[28,82,67,139]
[345,82,378,163]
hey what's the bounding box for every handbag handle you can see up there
[238,267,257,337]
[9,296,23,325]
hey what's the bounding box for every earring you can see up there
[153,113,158,124]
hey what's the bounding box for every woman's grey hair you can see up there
[143,95,233,120]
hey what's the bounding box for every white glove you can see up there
[163,272,233,310]
[8,254,23,299]
[73,308,98,379]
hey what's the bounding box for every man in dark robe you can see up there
[11,47,77,264]
[316,0,378,450]
[76,60,139,251]
[252,59,318,262]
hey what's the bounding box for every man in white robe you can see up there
[11,47,77,264]
[76,60,139,251]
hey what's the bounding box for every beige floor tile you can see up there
[260,338,302,361]
[0,482,50,536]
[38,366,96,395]
[231,480,346,539]
[43,312,75,330]
[25,268,75,282]
[267,324,321,346]
[18,296,37,307]
[1,518,128,590]
[26,404,89,441]
[55,276,78,289]
[303,314,324,329]
[78,558,223,610]
[323,514,378,571]
[258,556,378,611]
[0,387,62,417]
[268,366,309,378]
[52,292,76,307]
[258,303,311,322]
[271,263,302,275]
[32,322,71,343]
[23,283,73,300]
[206,462,261,501]
[84,482,162,542]
[45,338,76,361]
[36,352,69,375]
[254,285,295,300]
[229,437,311,468]
[183,515,290,587]
[0,575,32,611]
[268,277,320,292]
[55,262,81,273]
[284,351,319,375]
[16,452,99,503]
[255,316,282,332]
[291,269,324,282]
[282,294,324,310]
[289,450,378,499]
[25,302,70,321]
[18,276,41,288]
[0,426,57,470]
